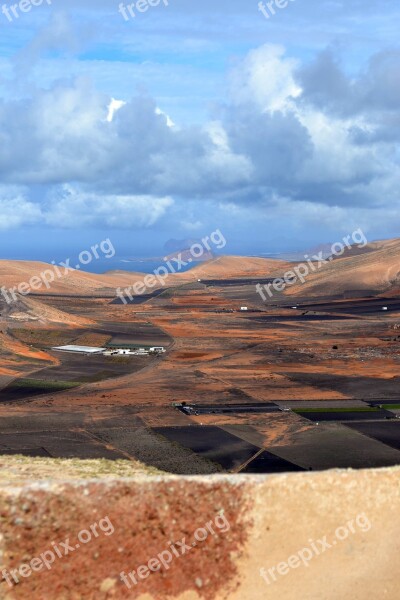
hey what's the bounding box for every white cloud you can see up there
[155,107,175,128]
[0,41,399,233]
[44,185,174,228]
[106,98,127,123]
[0,187,42,230]
[229,45,302,112]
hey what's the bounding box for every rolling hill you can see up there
[285,238,400,298]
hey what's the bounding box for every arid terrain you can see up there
[1,240,400,474]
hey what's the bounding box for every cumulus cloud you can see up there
[229,45,301,112]
[0,41,399,233]
[296,49,400,117]
[0,184,173,231]
[0,82,252,198]
[44,185,174,228]
[0,187,42,230]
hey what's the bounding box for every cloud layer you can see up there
[0,0,399,252]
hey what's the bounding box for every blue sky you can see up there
[0,0,399,267]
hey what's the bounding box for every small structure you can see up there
[104,348,148,356]
[150,347,166,353]
[52,345,106,354]
[240,307,248,312]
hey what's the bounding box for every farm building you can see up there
[52,345,166,356]
[103,347,165,356]
[104,348,148,356]
[52,345,106,354]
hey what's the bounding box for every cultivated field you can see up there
[1,249,400,472]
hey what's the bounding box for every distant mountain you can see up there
[163,238,214,263]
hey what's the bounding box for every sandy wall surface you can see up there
[0,466,398,599]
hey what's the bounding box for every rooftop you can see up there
[52,345,106,353]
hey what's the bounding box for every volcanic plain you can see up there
[1,241,400,474]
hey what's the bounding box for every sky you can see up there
[0,0,399,268]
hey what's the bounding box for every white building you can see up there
[52,345,106,354]
[104,348,147,356]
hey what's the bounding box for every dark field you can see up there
[1,275,400,473]
[294,409,394,422]
[268,423,400,470]
[202,278,275,287]
[153,426,262,471]
[178,402,282,415]
[283,373,400,400]
[344,422,400,451]
[288,297,400,315]
[0,429,127,460]
[0,352,150,403]
[112,289,166,305]
[249,314,355,322]
[368,400,400,406]
[243,450,305,473]
[0,379,81,402]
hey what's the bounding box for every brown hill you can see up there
[176,256,291,281]
[0,256,291,296]
[1,293,93,326]
[3,241,400,301]
[0,261,118,295]
[286,238,400,298]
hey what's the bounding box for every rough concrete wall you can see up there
[0,467,399,599]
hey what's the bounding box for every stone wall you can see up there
[0,466,399,599]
